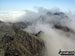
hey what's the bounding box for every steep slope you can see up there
[0,28,44,56]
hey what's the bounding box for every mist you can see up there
[0,7,75,56]
[23,8,75,56]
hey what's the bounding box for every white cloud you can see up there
[0,11,25,22]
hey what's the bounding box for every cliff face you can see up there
[0,21,45,56]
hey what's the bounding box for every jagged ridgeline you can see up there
[0,21,45,56]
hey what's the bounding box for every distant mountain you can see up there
[0,21,3,23]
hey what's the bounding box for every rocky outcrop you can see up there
[0,23,45,56]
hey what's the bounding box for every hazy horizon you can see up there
[0,0,75,22]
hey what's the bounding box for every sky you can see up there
[0,0,75,12]
[0,0,75,22]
